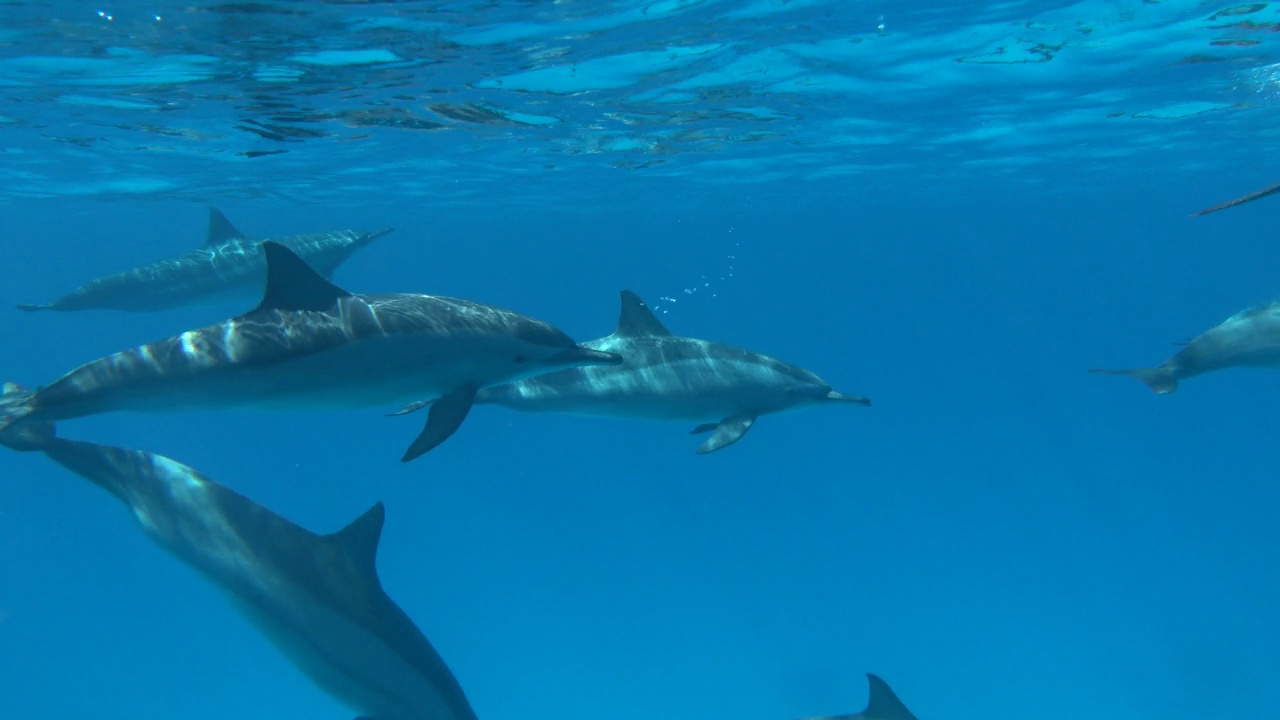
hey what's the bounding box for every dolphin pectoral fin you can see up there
[386,399,432,417]
[14,303,52,312]
[1088,366,1178,394]
[689,423,717,435]
[400,386,477,462]
[696,414,756,454]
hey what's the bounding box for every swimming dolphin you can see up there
[792,672,919,720]
[1090,301,1280,393]
[391,291,869,454]
[16,208,394,313]
[0,384,479,720]
[0,242,621,461]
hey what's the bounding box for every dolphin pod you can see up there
[392,290,870,454]
[0,241,621,461]
[0,382,922,719]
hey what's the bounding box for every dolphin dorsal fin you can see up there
[615,290,672,337]
[206,208,247,246]
[255,241,352,312]
[331,501,386,574]
[864,674,919,720]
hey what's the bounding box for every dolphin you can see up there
[792,672,919,720]
[16,208,394,313]
[1090,301,1280,393]
[0,242,621,461]
[0,384,479,720]
[392,291,869,454]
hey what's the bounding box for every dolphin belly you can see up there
[485,360,810,422]
[228,593,473,720]
[27,329,547,420]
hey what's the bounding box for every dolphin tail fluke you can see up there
[1088,366,1178,394]
[0,383,54,451]
[15,303,53,312]
[400,386,477,462]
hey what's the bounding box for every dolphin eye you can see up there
[513,354,528,364]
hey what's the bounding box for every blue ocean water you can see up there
[1,0,1279,718]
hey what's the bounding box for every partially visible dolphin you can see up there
[0,383,479,720]
[17,208,394,313]
[0,243,621,461]
[792,672,919,720]
[1090,300,1280,393]
[392,291,869,454]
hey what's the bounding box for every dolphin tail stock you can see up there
[0,382,55,451]
[1088,365,1178,394]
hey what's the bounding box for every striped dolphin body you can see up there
[17,208,394,313]
[0,384,478,720]
[1090,301,1280,394]
[394,291,869,454]
[0,244,621,461]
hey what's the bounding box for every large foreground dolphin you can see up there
[792,672,919,720]
[0,243,621,461]
[0,384,478,720]
[393,291,869,454]
[17,208,394,313]
[1090,301,1280,393]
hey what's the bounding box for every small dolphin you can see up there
[17,208,394,313]
[0,243,621,461]
[392,291,869,454]
[1090,301,1280,393]
[0,384,478,720]
[792,672,920,720]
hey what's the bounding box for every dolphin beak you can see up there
[827,390,871,406]
[546,346,623,367]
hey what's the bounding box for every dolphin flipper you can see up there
[387,399,432,417]
[689,423,717,434]
[696,414,755,454]
[401,385,478,462]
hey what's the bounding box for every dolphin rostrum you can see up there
[1090,301,1280,393]
[392,291,869,454]
[17,208,394,313]
[0,243,621,461]
[0,384,479,720]
[792,672,920,720]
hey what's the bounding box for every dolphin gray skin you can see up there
[0,242,622,461]
[792,672,919,720]
[0,385,478,720]
[392,291,869,454]
[1090,300,1280,393]
[16,208,394,313]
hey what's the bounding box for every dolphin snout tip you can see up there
[828,390,871,406]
